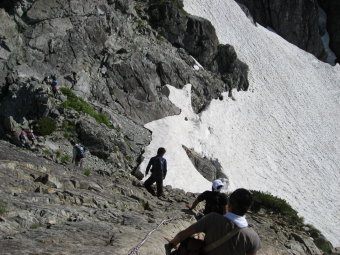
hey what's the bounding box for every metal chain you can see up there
[127,217,177,255]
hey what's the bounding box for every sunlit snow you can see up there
[140,0,340,246]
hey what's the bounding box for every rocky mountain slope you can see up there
[0,0,338,254]
[0,141,334,254]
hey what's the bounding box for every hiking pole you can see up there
[127,218,176,255]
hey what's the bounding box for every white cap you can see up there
[212,179,224,191]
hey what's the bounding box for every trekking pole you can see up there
[127,217,177,255]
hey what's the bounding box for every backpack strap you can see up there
[204,227,242,253]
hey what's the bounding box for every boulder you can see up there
[182,145,228,183]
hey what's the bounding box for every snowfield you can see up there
[140,0,340,246]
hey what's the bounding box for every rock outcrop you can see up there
[318,0,340,63]
[148,0,249,93]
[235,0,327,61]
[183,145,228,182]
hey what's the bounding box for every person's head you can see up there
[212,179,224,192]
[228,188,253,216]
[157,147,166,156]
[70,140,76,146]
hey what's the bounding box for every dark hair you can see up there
[157,147,166,156]
[229,188,253,216]
[70,140,76,145]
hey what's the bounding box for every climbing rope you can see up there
[127,217,177,255]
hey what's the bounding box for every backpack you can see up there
[151,157,164,175]
[205,192,228,215]
[75,145,85,158]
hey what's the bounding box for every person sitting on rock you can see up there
[186,179,228,216]
[27,129,36,145]
[19,129,29,147]
[70,140,86,168]
[166,188,261,255]
[144,147,167,198]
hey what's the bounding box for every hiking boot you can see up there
[157,194,166,199]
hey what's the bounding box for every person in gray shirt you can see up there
[166,188,261,255]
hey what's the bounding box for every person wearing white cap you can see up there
[186,179,228,216]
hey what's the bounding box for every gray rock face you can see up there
[76,114,151,173]
[148,0,249,92]
[318,0,340,63]
[235,0,327,61]
[182,145,228,182]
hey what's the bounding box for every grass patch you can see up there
[139,199,152,211]
[108,87,115,96]
[62,120,77,139]
[314,238,332,253]
[35,117,57,136]
[30,224,40,229]
[60,88,111,127]
[134,5,146,19]
[0,200,7,215]
[82,169,91,176]
[56,150,62,158]
[156,34,165,41]
[250,190,303,224]
[125,155,134,163]
[42,149,53,158]
[60,155,71,164]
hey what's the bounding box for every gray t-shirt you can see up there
[192,213,261,255]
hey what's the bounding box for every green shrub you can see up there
[139,199,152,211]
[30,224,40,229]
[42,149,53,157]
[156,34,165,41]
[60,155,71,163]
[60,88,111,127]
[62,120,77,139]
[35,117,57,136]
[305,224,321,237]
[314,238,332,253]
[250,190,303,223]
[0,200,7,215]
[55,150,62,158]
[83,169,91,176]
[108,87,115,95]
[125,155,134,163]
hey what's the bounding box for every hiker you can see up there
[186,179,228,216]
[70,140,86,168]
[27,129,36,145]
[50,74,58,97]
[19,129,29,147]
[144,147,167,197]
[166,188,261,255]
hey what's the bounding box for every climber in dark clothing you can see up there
[144,147,167,197]
[186,179,228,215]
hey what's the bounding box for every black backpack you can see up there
[151,157,164,174]
[205,192,228,215]
[75,145,85,158]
